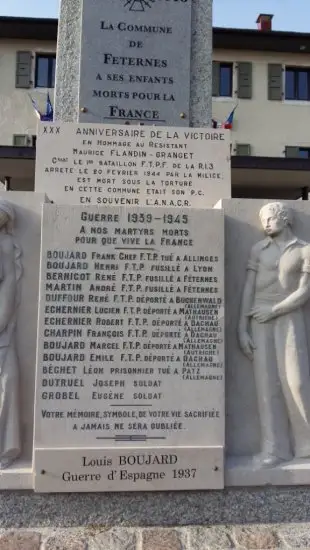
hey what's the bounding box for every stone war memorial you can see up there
[2,0,310,549]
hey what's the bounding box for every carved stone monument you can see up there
[4,0,310,545]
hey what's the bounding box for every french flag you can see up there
[221,106,237,129]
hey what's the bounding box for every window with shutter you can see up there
[35,54,56,88]
[299,147,310,158]
[285,67,310,101]
[285,146,301,158]
[212,61,220,97]
[213,62,233,97]
[15,51,32,89]
[285,146,310,158]
[237,62,252,99]
[236,144,251,156]
[13,135,30,147]
[268,64,283,100]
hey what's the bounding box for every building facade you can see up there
[0,15,310,197]
[0,17,56,190]
[213,16,310,199]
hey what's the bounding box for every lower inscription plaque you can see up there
[34,205,224,492]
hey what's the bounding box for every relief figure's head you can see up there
[0,200,15,233]
[259,202,293,237]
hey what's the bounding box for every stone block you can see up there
[0,531,41,550]
[190,0,213,126]
[54,0,81,122]
[189,526,235,549]
[278,523,310,548]
[233,526,281,549]
[43,532,87,549]
[89,527,136,550]
[142,528,183,550]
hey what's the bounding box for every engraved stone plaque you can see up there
[33,204,224,492]
[35,122,231,207]
[79,0,192,126]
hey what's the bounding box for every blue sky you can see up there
[0,0,308,32]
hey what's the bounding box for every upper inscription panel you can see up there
[79,0,192,125]
[35,123,231,207]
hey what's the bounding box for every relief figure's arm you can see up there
[0,238,16,333]
[273,272,310,317]
[239,269,256,333]
[238,249,258,360]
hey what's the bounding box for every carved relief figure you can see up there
[0,200,22,469]
[239,202,310,468]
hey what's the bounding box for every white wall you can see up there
[212,49,310,157]
[0,38,56,146]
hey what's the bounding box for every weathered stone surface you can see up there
[190,0,212,126]
[0,531,41,550]
[142,529,182,550]
[89,528,136,550]
[2,488,310,529]
[43,532,87,549]
[233,526,281,549]
[54,0,81,121]
[189,526,235,549]
[278,523,310,548]
[1,525,310,549]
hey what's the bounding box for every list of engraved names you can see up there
[35,206,224,452]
